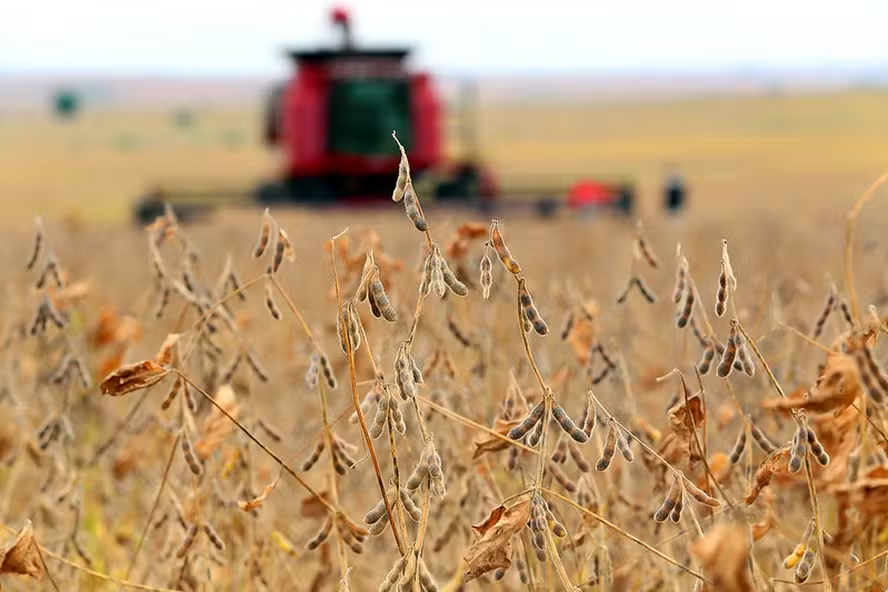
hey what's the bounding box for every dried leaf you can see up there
[762,353,860,414]
[0,521,43,580]
[301,491,332,519]
[689,523,753,592]
[472,418,521,460]
[194,384,238,459]
[744,444,792,504]
[463,498,531,582]
[100,360,169,396]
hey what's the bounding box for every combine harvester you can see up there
[133,7,634,223]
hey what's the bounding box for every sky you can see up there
[2,0,887,77]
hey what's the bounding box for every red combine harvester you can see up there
[133,7,632,223]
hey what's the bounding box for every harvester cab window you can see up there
[328,79,411,156]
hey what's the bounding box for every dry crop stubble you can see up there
[2,133,888,590]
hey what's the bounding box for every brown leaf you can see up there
[762,353,861,414]
[300,491,332,519]
[472,418,520,460]
[689,523,753,592]
[463,498,531,582]
[100,360,169,396]
[744,444,792,504]
[0,521,43,580]
[566,303,600,364]
[194,384,238,459]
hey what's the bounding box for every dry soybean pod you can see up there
[489,220,521,275]
[391,131,410,202]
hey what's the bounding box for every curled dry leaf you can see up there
[0,521,43,581]
[463,498,531,582]
[100,359,169,396]
[761,352,861,415]
[472,418,521,460]
[658,394,706,465]
[689,522,752,592]
[744,443,792,504]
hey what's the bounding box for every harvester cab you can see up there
[132,7,631,224]
[259,6,458,204]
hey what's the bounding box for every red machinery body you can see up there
[279,56,441,178]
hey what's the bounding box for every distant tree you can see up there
[52,89,81,120]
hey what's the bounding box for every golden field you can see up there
[1,89,888,591]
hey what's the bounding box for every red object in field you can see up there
[567,180,613,208]
[266,8,455,201]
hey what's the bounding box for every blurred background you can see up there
[2,0,887,225]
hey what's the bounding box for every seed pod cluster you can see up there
[811,284,836,339]
[855,340,888,403]
[336,299,362,353]
[682,474,720,507]
[789,424,807,473]
[519,280,549,335]
[697,339,717,374]
[394,344,422,401]
[402,183,429,232]
[318,352,337,389]
[479,243,493,300]
[181,434,203,477]
[301,440,325,472]
[350,382,382,424]
[528,494,549,561]
[714,240,737,317]
[673,250,687,304]
[245,349,270,383]
[391,131,410,202]
[749,418,778,454]
[552,402,589,443]
[306,517,334,550]
[331,436,357,474]
[253,208,273,258]
[368,387,393,439]
[272,228,295,273]
[379,549,438,592]
[728,425,747,464]
[507,400,545,441]
[421,245,468,298]
[616,276,656,304]
[305,353,320,388]
[783,519,814,569]
[796,413,829,467]
[26,217,44,270]
[717,323,752,378]
[337,521,367,555]
[794,547,817,583]
[547,461,577,492]
[398,487,422,522]
[596,418,633,471]
[203,523,225,552]
[674,260,696,329]
[425,440,447,497]
[264,274,281,320]
[653,478,681,523]
[366,271,398,323]
[633,225,659,269]
[489,220,521,275]
[176,523,200,559]
[29,295,66,335]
